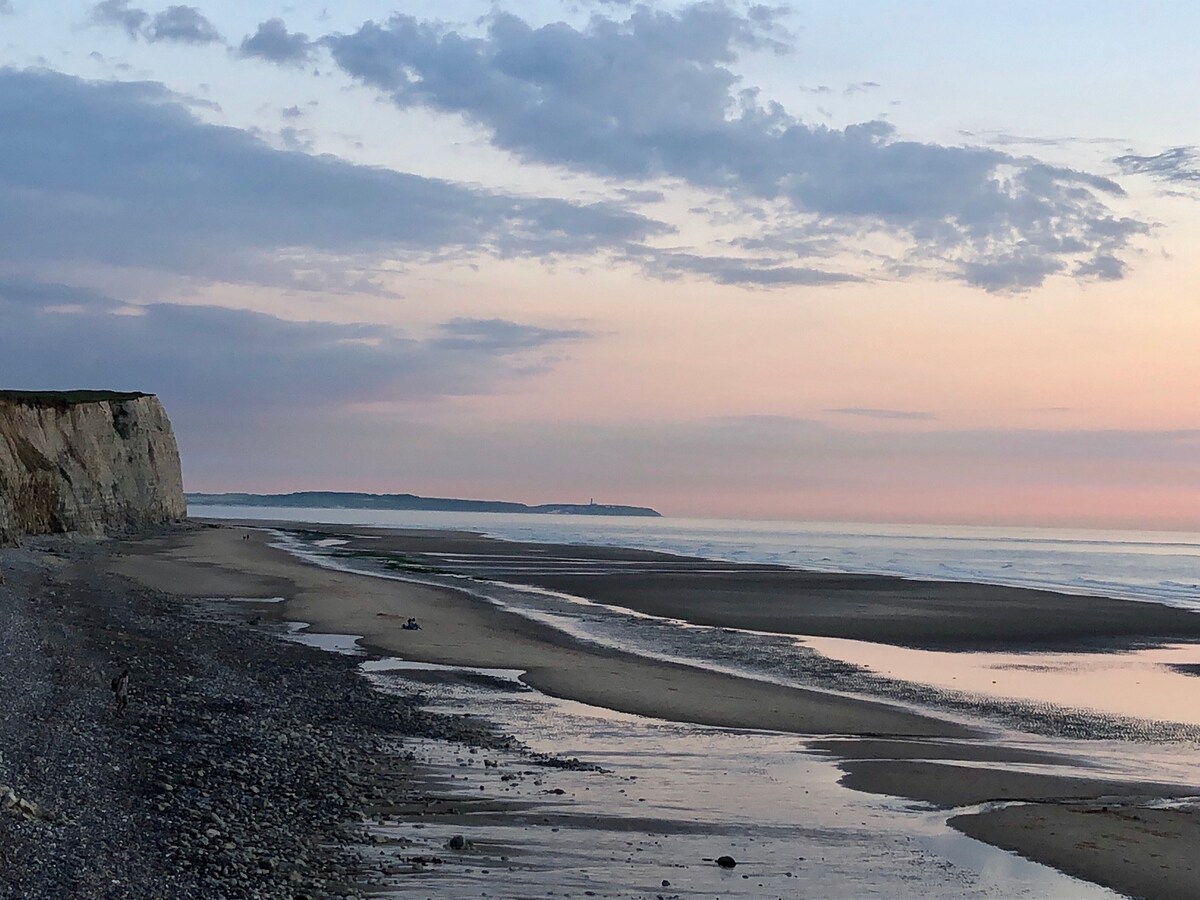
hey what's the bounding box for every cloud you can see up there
[0,1,13,14]
[0,67,667,288]
[827,408,936,421]
[1115,146,1200,185]
[1074,253,1125,281]
[146,5,220,43]
[91,0,147,37]
[634,248,862,286]
[617,188,665,203]
[323,4,1146,292]
[958,251,1065,293]
[91,2,222,44]
[239,18,315,66]
[432,318,591,351]
[0,278,120,308]
[0,282,589,417]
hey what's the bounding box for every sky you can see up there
[3,1,1200,528]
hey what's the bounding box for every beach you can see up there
[104,520,1200,897]
[0,531,522,900]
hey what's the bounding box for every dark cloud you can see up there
[91,0,148,37]
[239,18,315,65]
[0,282,589,416]
[0,278,119,309]
[0,67,667,288]
[324,4,1145,292]
[1074,253,1125,281]
[146,5,221,44]
[827,408,936,421]
[958,252,1065,293]
[91,2,222,44]
[1115,146,1200,185]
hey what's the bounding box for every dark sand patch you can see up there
[837,759,1198,810]
[950,804,1200,900]
[806,737,1082,767]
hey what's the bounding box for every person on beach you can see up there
[111,669,129,717]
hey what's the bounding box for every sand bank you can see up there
[208,520,1200,650]
[115,526,967,738]
[951,804,1200,900]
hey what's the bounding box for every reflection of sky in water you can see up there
[805,636,1200,729]
[364,661,1117,900]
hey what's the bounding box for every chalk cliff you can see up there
[0,391,186,543]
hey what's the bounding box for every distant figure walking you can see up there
[111,669,129,717]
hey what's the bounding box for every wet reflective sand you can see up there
[802,635,1200,727]
[365,661,1117,899]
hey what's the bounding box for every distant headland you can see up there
[186,491,662,518]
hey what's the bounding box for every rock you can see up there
[0,392,185,543]
[716,855,737,869]
[445,834,469,851]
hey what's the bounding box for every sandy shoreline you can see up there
[117,522,1200,897]
[116,525,968,738]
[253,520,1200,650]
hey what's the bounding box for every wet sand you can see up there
[951,805,1200,900]
[228,520,1200,650]
[115,526,965,738]
[119,523,1200,898]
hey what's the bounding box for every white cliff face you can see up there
[0,393,186,542]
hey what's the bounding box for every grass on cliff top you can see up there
[0,390,150,405]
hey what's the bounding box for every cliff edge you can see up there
[0,391,186,542]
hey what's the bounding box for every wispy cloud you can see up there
[633,248,863,287]
[1115,146,1200,185]
[826,408,936,421]
[843,80,880,95]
